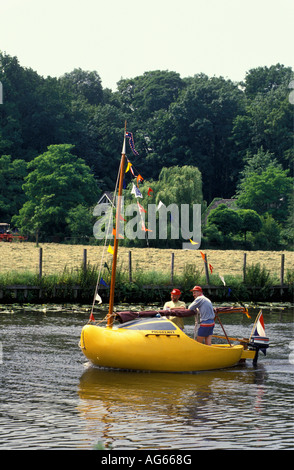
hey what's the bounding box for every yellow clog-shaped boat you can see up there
[80,317,252,372]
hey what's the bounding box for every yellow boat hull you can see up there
[80,318,246,372]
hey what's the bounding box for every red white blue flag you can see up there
[250,310,269,355]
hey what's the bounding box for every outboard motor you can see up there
[248,310,269,365]
[249,335,269,365]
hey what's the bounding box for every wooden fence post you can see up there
[243,253,247,282]
[39,247,43,278]
[129,251,132,282]
[280,254,285,285]
[204,253,210,285]
[171,252,174,284]
[83,249,87,271]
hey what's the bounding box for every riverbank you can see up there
[0,263,293,304]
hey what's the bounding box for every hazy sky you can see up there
[1,0,293,90]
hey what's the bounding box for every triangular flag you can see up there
[219,274,226,286]
[157,200,165,210]
[137,201,146,213]
[107,245,114,255]
[148,187,154,196]
[189,238,199,245]
[200,251,206,262]
[89,312,95,321]
[95,294,102,304]
[100,278,109,287]
[137,174,144,187]
[126,161,132,173]
[209,263,214,274]
[131,183,143,198]
[141,221,152,232]
[112,229,123,239]
[104,262,110,272]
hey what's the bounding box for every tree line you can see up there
[0,52,293,249]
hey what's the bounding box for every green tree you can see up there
[117,70,184,122]
[59,68,104,106]
[0,155,27,222]
[150,165,203,207]
[122,165,203,248]
[144,74,245,201]
[207,204,242,236]
[243,64,293,97]
[0,52,75,160]
[236,162,292,223]
[237,209,262,241]
[251,214,282,250]
[233,65,294,171]
[65,204,95,239]
[13,144,99,240]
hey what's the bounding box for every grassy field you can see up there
[0,242,293,280]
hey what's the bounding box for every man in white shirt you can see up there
[188,285,215,345]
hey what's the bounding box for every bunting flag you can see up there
[112,228,123,239]
[219,274,226,286]
[126,159,136,177]
[126,132,139,156]
[209,263,214,274]
[137,174,144,187]
[131,183,143,198]
[189,239,199,245]
[200,251,206,262]
[104,262,110,272]
[107,245,114,255]
[148,187,154,196]
[141,220,152,232]
[245,309,251,319]
[137,201,146,213]
[157,200,165,210]
[95,294,102,305]
[126,161,132,173]
[100,277,109,287]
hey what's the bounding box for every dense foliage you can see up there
[0,52,293,249]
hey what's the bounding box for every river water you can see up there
[0,303,293,450]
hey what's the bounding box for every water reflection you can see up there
[77,365,268,450]
[0,306,293,450]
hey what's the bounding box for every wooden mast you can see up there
[107,123,127,327]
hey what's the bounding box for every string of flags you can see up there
[99,130,243,307]
[106,129,199,257]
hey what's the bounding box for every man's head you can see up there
[170,288,181,302]
[190,285,203,299]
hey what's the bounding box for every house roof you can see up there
[97,192,114,205]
